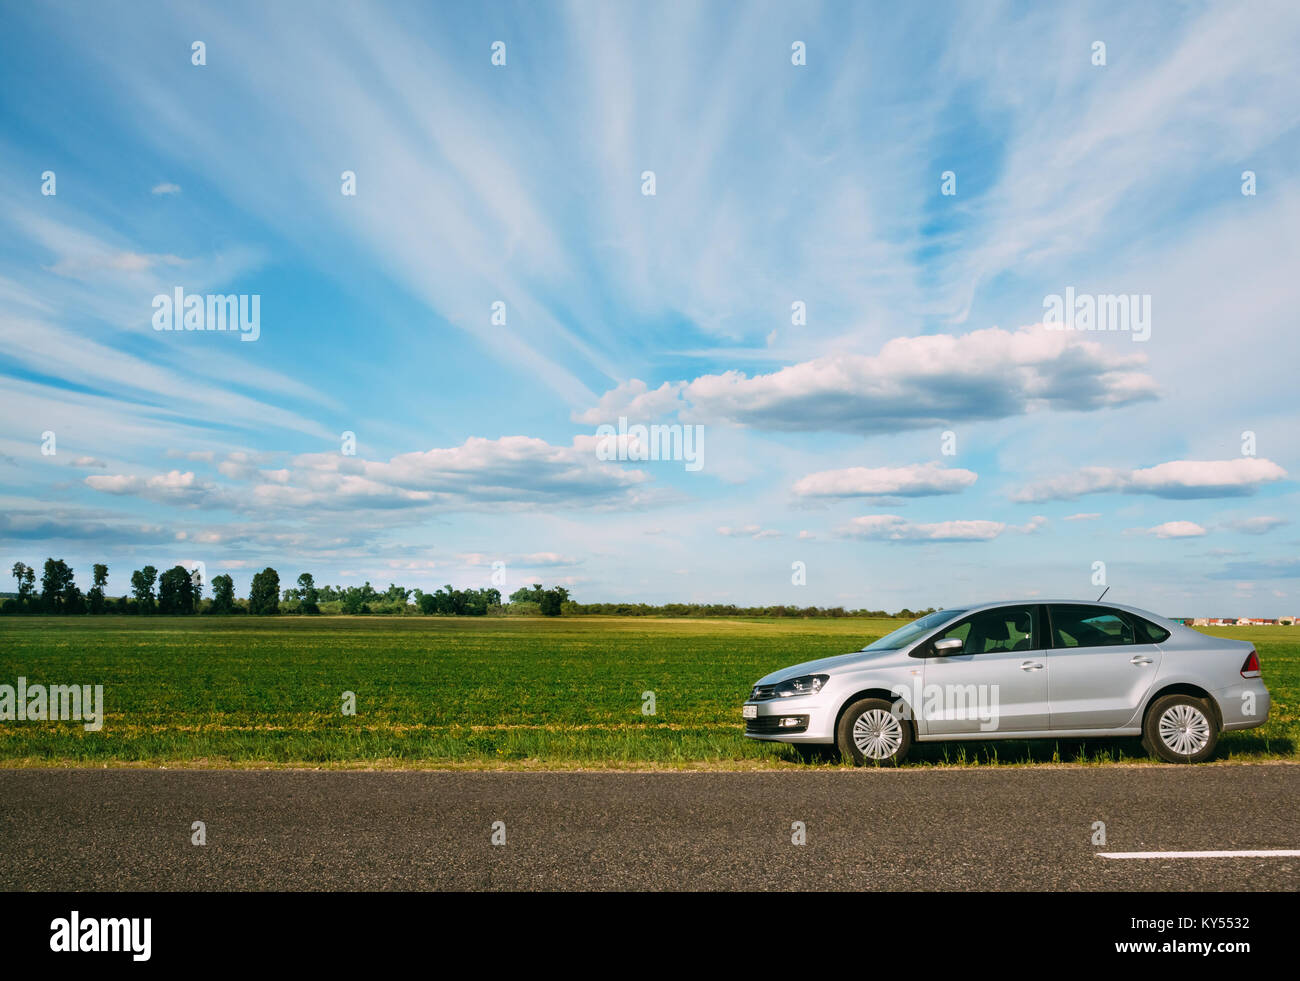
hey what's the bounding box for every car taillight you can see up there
[1241,649,1261,678]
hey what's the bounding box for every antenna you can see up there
[1097,586,1110,602]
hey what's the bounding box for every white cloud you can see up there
[794,462,977,499]
[589,326,1157,435]
[85,436,658,515]
[150,182,182,195]
[85,469,217,507]
[1148,521,1208,539]
[572,379,684,424]
[217,451,276,481]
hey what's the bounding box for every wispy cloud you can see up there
[1014,459,1287,502]
[717,525,781,540]
[839,514,1047,543]
[1225,516,1289,535]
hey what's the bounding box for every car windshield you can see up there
[861,609,967,652]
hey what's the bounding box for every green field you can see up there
[0,616,1294,768]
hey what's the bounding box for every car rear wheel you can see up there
[1144,694,1218,763]
[836,697,911,766]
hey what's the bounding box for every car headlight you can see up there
[774,674,828,698]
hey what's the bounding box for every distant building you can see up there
[1187,616,1293,627]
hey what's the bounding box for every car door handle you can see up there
[1130,655,1154,665]
[1020,661,1044,671]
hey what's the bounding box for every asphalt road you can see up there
[1,766,1297,890]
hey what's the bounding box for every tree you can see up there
[130,566,158,613]
[158,565,196,614]
[510,584,546,604]
[11,562,35,608]
[539,585,569,617]
[40,558,76,613]
[248,567,281,615]
[88,563,109,614]
[296,572,320,615]
[63,582,84,613]
[209,574,236,614]
[339,581,377,615]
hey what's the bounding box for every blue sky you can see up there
[1,0,1297,615]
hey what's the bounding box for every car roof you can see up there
[957,599,1174,624]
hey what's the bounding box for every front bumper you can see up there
[742,699,836,743]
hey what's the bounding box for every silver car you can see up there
[743,600,1269,765]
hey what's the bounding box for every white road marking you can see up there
[1096,849,1300,859]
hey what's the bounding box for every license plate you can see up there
[742,704,757,719]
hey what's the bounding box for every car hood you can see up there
[755,648,912,685]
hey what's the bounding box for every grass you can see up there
[0,616,1294,769]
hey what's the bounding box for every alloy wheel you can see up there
[1158,703,1211,756]
[852,708,903,760]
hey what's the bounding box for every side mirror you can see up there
[910,637,963,658]
[928,637,964,657]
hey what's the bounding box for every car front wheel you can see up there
[836,697,912,766]
[1144,694,1219,763]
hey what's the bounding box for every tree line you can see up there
[5,558,933,619]
[2,560,572,616]
[5,559,281,615]
[559,602,936,619]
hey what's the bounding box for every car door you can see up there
[1044,604,1162,730]
[921,605,1049,734]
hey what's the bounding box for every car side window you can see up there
[935,606,1038,655]
[1049,605,1137,648]
[1129,616,1171,644]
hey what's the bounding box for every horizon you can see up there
[4,556,1299,622]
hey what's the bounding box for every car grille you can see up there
[750,684,780,701]
[745,715,809,735]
